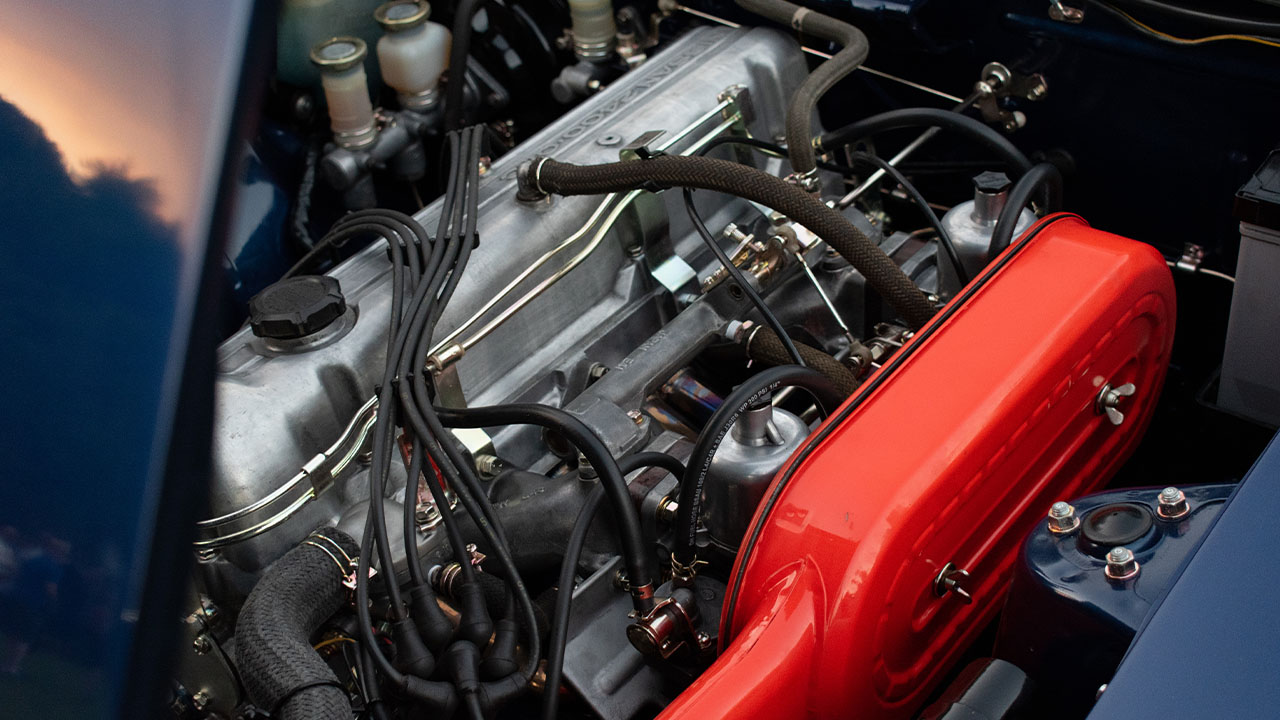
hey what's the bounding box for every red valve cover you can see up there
[662,215,1176,720]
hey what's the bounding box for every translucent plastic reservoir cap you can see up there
[376,1,431,31]
[310,36,368,72]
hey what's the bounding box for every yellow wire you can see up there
[1103,3,1280,49]
[312,636,357,651]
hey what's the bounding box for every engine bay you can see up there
[168,1,1280,719]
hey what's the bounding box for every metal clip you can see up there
[1175,243,1205,273]
[1049,1,1085,22]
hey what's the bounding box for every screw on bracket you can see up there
[933,562,973,604]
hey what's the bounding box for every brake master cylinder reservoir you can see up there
[279,0,382,87]
[702,398,808,551]
[568,0,616,61]
[311,37,378,150]
[375,1,451,112]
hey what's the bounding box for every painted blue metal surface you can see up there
[997,484,1233,717]
[222,143,291,335]
[1089,433,1280,719]
[0,2,260,716]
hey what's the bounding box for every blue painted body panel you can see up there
[1089,433,1280,719]
[0,2,259,716]
[998,484,1234,716]
[223,143,291,333]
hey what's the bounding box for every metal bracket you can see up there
[620,130,668,161]
[717,84,754,126]
[974,62,1049,134]
[1175,242,1205,273]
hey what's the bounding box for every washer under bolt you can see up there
[1157,486,1190,519]
[1104,546,1140,580]
[1047,501,1080,534]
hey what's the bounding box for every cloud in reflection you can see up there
[0,93,179,556]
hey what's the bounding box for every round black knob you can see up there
[248,275,346,340]
[972,170,1012,195]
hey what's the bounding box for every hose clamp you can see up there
[303,532,357,587]
[785,168,821,193]
[670,553,708,586]
[790,7,811,30]
[741,322,763,354]
[531,156,549,195]
[631,581,657,612]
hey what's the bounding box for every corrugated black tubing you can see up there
[235,528,360,720]
[525,155,936,329]
[818,108,1033,178]
[734,0,869,177]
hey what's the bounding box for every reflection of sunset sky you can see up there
[0,2,248,229]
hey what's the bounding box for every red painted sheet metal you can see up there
[663,215,1175,719]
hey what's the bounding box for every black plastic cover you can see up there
[918,658,1031,720]
[1234,148,1280,230]
[248,275,346,339]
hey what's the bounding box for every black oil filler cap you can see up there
[248,275,346,339]
[1080,503,1153,555]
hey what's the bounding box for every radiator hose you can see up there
[734,0,869,179]
[236,528,360,720]
[521,154,936,329]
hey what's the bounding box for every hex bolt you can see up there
[656,496,679,525]
[1157,486,1190,520]
[474,454,506,479]
[192,634,212,655]
[1047,501,1080,534]
[1105,546,1140,580]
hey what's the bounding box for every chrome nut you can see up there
[1156,486,1190,520]
[1047,501,1080,534]
[1104,546,1140,580]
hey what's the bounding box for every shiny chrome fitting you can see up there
[1156,486,1190,520]
[1104,546,1140,580]
[1047,501,1080,534]
[785,170,821,194]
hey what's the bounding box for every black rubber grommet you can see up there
[1080,502,1154,555]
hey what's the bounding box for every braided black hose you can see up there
[743,326,861,397]
[735,0,869,178]
[236,528,360,720]
[524,155,936,329]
